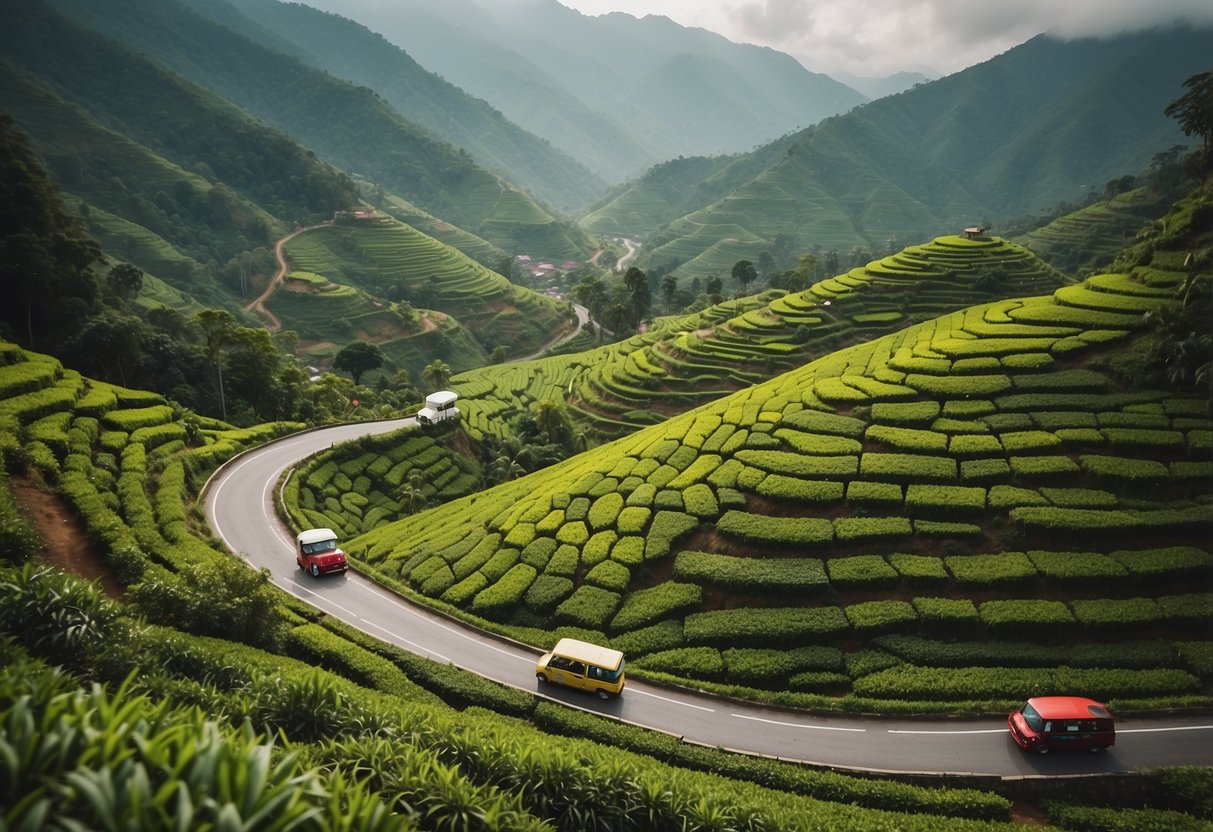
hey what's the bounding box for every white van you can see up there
[417,390,459,424]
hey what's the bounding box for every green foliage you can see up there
[674,550,828,592]
[684,606,849,647]
[609,582,701,632]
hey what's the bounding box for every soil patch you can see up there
[10,476,123,599]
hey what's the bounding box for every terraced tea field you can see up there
[349,223,1212,713]
[283,217,575,361]
[450,235,1066,445]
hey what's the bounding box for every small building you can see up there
[963,225,988,240]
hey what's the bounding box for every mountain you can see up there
[42,0,595,261]
[297,0,867,183]
[175,0,606,214]
[600,26,1213,282]
[831,70,935,100]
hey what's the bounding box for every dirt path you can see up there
[11,476,122,598]
[246,222,330,331]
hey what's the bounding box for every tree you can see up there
[334,341,384,385]
[397,470,428,515]
[1165,70,1213,180]
[194,309,237,421]
[661,273,678,312]
[573,274,608,334]
[623,266,650,328]
[731,260,757,294]
[422,358,452,391]
[106,263,143,302]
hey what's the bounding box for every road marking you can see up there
[887,728,1005,735]
[1118,725,1213,733]
[360,618,451,663]
[629,689,714,711]
[733,714,864,732]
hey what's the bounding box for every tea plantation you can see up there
[350,218,1212,715]
[449,234,1068,446]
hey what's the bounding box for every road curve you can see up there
[204,421,1213,779]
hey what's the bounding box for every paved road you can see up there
[204,421,1213,779]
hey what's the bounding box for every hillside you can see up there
[597,27,1213,282]
[446,235,1066,447]
[41,0,595,261]
[298,0,867,183]
[346,185,1213,713]
[177,0,607,213]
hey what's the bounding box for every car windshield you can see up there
[304,539,337,554]
[1020,703,1045,732]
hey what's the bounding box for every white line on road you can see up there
[629,689,714,711]
[1118,725,1213,733]
[733,714,865,732]
[887,728,1005,735]
[360,618,451,663]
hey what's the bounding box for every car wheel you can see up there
[596,689,609,700]
[536,672,548,684]
[310,563,320,577]
[1036,745,1050,755]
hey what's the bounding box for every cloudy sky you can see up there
[559,0,1213,78]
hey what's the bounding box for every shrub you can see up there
[1071,597,1161,630]
[845,601,918,633]
[645,510,699,559]
[610,582,702,632]
[826,556,899,589]
[979,599,1073,635]
[554,584,620,629]
[912,597,981,631]
[722,646,843,683]
[904,484,986,516]
[587,492,625,530]
[833,516,913,543]
[582,530,617,566]
[870,401,940,425]
[684,606,848,647]
[633,646,725,680]
[735,450,859,479]
[1110,546,1212,580]
[584,559,631,592]
[887,553,948,586]
[1026,550,1127,582]
[1080,454,1170,485]
[859,453,957,482]
[682,483,719,517]
[673,550,829,592]
[717,510,834,547]
[846,481,902,509]
[945,553,1036,587]
[524,574,574,613]
[755,476,844,503]
[610,619,685,656]
[866,425,948,454]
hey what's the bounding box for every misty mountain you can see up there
[831,70,935,100]
[42,0,594,260]
[297,0,867,182]
[176,0,606,213]
[602,26,1212,281]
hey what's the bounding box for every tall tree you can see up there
[422,358,452,391]
[106,263,144,303]
[623,266,650,328]
[1165,70,1213,179]
[661,273,678,313]
[334,341,384,385]
[194,309,237,421]
[731,260,757,294]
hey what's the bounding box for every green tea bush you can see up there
[833,516,913,544]
[1026,550,1127,582]
[524,574,574,613]
[1008,455,1080,480]
[845,481,903,510]
[979,599,1073,635]
[1043,802,1210,832]
[471,563,537,616]
[1080,454,1170,485]
[904,484,986,516]
[632,646,725,680]
[1071,597,1161,630]
[584,559,631,592]
[610,619,684,656]
[682,483,719,517]
[826,555,899,589]
[755,475,844,503]
[911,597,981,632]
[554,584,620,629]
[945,553,1036,586]
[1157,593,1213,624]
[845,601,918,634]
[1110,546,1212,580]
[609,582,702,632]
[870,401,940,426]
[722,646,844,683]
[717,510,834,547]
[582,530,617,566]
[859,453,957,482]
[887,553,948,586]
[735,450,859,479]
[644,510,699,559]
[673,550,829,592]
[773,430,863,455]
[684,606,848,647]
[866,425,948,454]
[777,410,866,437]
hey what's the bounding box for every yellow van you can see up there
[536,637,625,699]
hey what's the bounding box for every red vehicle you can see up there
[296,528,348,577]
[1008,696,1115,754]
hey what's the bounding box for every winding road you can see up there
[204,421,1213,781]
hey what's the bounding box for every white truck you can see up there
[417,390,459,424]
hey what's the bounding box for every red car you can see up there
[1008,696,1115,754]
[296,528,348,577]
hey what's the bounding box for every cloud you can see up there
[724,0,1213,76]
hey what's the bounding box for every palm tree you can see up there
[397,470,428,515]
[422,359,452,391]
